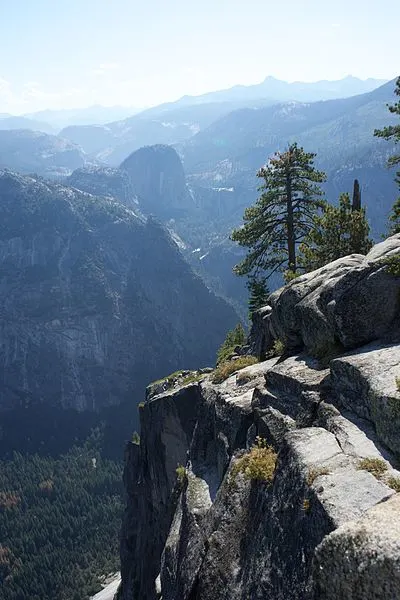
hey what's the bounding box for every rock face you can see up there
[118,251,400,600]
[0,170,238,412]
[121,145,194,218]
[251,234,400,359]
[67,166,139,209]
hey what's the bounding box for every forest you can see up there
[0,431,123,600]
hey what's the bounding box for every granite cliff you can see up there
[0,170,238,414]
[118,235,400,600]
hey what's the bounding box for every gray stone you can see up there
[250,235,400,358]
[330,343,400,455]
[313,494,400,600]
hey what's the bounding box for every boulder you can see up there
[330,343,400,456]
[313,494,400,600]
[251,235,400,358]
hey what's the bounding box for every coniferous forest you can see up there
[0,430,123,600]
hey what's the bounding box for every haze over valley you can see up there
[1,1,399,599]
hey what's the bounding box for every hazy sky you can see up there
[1,0,399,114]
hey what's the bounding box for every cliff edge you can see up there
[118,235,400,600]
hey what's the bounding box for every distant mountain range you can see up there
[0,76,398,314]
[155,75,388,108]
[26,105,143,129]
[0,76,388,141]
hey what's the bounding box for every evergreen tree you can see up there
[247,276,270,318]
[232,143,326,281]
[374,76,400,232]
[217,323,246,365]
[299,181,373,272]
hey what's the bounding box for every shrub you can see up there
[307,466,330,486]
[272,339,285,356]
[176,465,187,486]
[217,323,246,365]
[388,476,400,493]
[357,457,388,478]
[231,437,277,482]
[211,356,258,384]
[380,254,400,277]
[396,377,400,392]
[131,431,140,445]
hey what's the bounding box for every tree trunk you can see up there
[286,175,296,272]
[352,179,361,211]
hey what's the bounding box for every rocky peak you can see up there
[120,145,194,217]
[67,165,140,210]
[118,237,400,600]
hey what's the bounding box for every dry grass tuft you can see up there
[307,466,330,486]
[231,437,277,482]
[211,356,258,384]
[357,457,388,479]
[388,476,400,493]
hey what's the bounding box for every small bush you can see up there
[380,254,400,277]
[307,466,330,486]
[396,377,400,392]
[302,498,311,513]
[131,431,140,445]
[357,457,388,479]
[211,356,258,384]
[176,465,187,486]
[283,269,301,283]
[231,437,277,482]
[236,372,254,385]
[388,476,400,493]
[272,339,285,356]
[217,323,246,365]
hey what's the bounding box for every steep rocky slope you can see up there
[0,170,237,413]
[118,235,400,600]
[70,150,249,316]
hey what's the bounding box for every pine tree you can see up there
[232,143,326,282]
[217,323,246,365]
[374,76,400,232]
[298,182,373,272]
[247,276,269,318]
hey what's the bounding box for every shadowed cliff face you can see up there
[0,170,238,413]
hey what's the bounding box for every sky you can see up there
[1,0,399,114]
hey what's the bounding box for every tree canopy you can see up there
[232,143,326,281]
[299,180,373,271]
[374,76,400,232]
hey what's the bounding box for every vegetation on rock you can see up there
[299,183,373,272]
[217,323,247,365]
[211,356,258,384]
[374,76,400,233]
[232,143,326,281]
[247,276,270,318]
[357,457,388,478]
[231,437,277,482]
